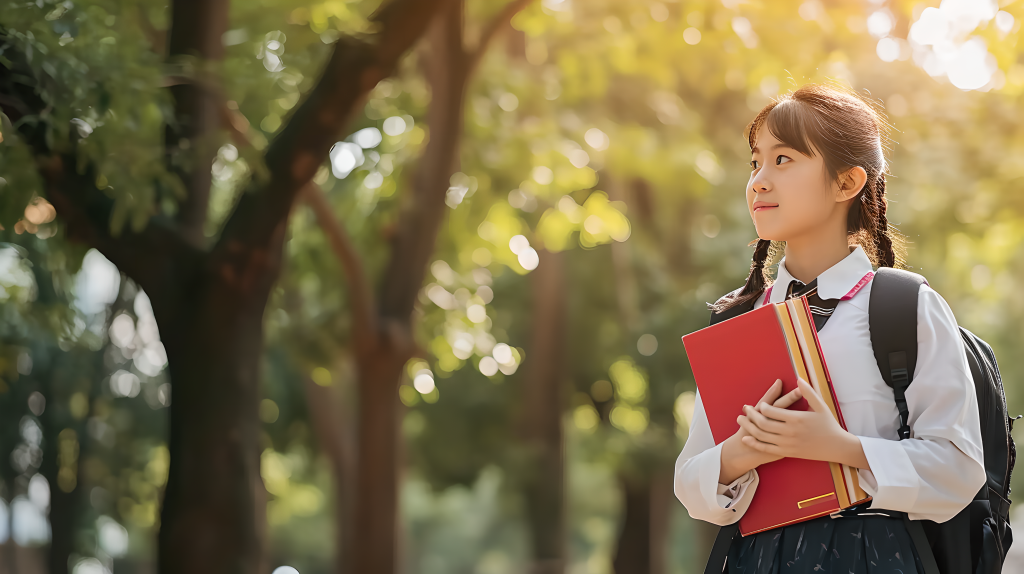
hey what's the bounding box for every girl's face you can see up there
[746,125,859,243]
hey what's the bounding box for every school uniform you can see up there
[674,245,987,574]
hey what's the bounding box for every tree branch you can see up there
[214,0,456,275]
[466,0,535,72]
[0,31,199,298]
[37,156,201,298]
[378,0,468,320]
[374,0,531,322]
[301,184,378,350]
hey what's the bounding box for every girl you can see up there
[674,83,986,574]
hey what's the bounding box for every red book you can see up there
[681,297,869,535]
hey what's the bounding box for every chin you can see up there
[752,225,785,242]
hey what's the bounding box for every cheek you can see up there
[783,189,832,229]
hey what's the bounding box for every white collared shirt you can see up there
[673,245,986,525]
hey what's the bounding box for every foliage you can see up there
[5,0,1024,573]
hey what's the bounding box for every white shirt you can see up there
[674,245,986,525]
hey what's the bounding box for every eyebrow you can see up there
[751,143,790,155]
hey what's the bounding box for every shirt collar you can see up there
[768,245,874,304]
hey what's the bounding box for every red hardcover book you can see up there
[681,297,869,535]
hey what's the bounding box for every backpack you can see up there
[701,268,1018,574]
[868,268,1016,574]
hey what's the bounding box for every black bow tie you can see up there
[784,278,840,331]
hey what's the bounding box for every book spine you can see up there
[800,298,847,430]
[784,299,852,509]
[793,299,870,504]
[775,304,810,387]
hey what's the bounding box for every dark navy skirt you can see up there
[726,510,925,574]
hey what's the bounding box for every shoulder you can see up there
[916,282,961,333]
[848,273,961,346]
[868,270,962,335]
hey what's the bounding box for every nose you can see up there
[750,171,770,193]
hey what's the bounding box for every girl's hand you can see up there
[738,378,870,470]
[719,379,805,483]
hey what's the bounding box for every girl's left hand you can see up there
[737,378,869,469]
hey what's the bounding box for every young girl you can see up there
[674,83,986,574]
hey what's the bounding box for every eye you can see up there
[750,159,759,170]
[776,155,792,165]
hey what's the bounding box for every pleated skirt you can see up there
[726,513,925,574]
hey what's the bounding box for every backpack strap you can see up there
[869,269,945,574]
[868,268,927,440]
[702,523,739,574]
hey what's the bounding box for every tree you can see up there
[301,1,535,570]
[0,0,452,571]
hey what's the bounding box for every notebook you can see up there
[681,296,870,535]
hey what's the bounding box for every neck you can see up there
[782,231,852,285]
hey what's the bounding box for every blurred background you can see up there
[1,0,1023,573]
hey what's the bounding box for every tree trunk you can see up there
[351,342,409,574]
[349,3,470,572]
[156,274,271,574]
[518,248,567,574]
[648,468,673,574]
[41,360,79,574]
[303,366,357,574]
[614,474,651,574]
[165,0,229,247]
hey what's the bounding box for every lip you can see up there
[752,201,779,212]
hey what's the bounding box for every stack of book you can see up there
[681,296,870,536]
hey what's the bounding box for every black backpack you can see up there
[702,268,1018,574]
[867,268,1015,574]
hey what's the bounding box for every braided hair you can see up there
[712,82,904,313]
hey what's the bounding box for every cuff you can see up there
[697,443,759,515]
[717,471,758,509]
[857,435,920,512]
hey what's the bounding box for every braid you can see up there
[873,174,896,268]
[709,238,773,312]
[749,238,773,289]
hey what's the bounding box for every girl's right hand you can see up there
[719,379,802,483]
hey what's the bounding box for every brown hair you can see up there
[712,82,905,313]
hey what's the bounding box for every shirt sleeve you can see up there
[674,389,759,525]
[856,284,986,523]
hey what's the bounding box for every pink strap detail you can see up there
[760,271,873,306]
[840,271,875,301]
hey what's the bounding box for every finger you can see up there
[746,405,787,434]
[742,435,783,456]
[758,402,803,423]
[740,406,782,442]
[772,387,803,409]
[737,413,767,440]
[797,378,831,414]
[758,379,783,405]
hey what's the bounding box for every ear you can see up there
[835,166,868,203]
